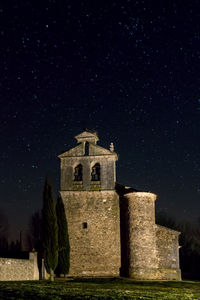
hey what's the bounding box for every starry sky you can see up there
[1,0,200,240]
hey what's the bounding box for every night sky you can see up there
[1,1,200,240]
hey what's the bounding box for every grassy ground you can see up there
[0,278,200,299]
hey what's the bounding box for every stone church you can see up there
[58,131,181,280]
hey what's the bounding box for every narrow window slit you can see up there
[84,142,89,156]
[83,222,88,229]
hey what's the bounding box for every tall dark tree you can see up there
[42,176,58,281]
[55,195,70,277]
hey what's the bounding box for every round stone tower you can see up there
[125,192,158,280]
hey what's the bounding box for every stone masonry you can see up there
[61,190,120,276]
[58,131,181,280]
[124,192,181,280]
[59,131,120,276]
[0,252,39,281]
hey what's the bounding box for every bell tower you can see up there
[59,131,117,192]
[58,131,121,276]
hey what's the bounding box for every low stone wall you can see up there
[0,252,39,281]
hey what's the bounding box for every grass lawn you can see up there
[0,278,200,299]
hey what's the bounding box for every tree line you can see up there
[0,176,70,281]
[29,176,70,281]
[42,176,70,281]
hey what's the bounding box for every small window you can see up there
[91,163,100,181]
[74,164,83,181]
[83,222,87,229]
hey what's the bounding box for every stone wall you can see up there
[155,225,181,280]
[0,252,39,281]
[60,155,116,191]
[58,132,182,280]
[121,192,181,280]
[61,190,121,276]
[125,192,159,280]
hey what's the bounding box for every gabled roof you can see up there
[75,131,99,144]
[58,143,84,158]
[89,143,117,158]
[58,131,117,159]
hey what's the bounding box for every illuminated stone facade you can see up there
[0,252,39,281]
[59,131,181,280]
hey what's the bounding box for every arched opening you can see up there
[91,163,100,181]
[74,164,83,181]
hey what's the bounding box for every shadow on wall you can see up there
[116,183,138,277]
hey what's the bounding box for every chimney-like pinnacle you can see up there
[110,142,114,152]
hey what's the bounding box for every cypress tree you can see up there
[42,176,58,281]
[56,195,70,276]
